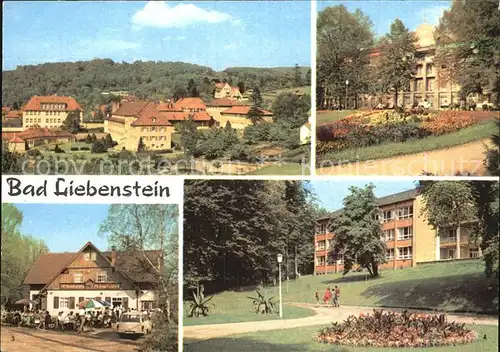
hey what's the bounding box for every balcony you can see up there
[440,235,469,245]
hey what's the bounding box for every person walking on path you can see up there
[323,288,332,306]
[78,307,86,333]
[333,285,340,307]
[315,289,320,306]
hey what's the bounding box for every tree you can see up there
[271,93,311,128]
[435,0,500,105]
[104,134,116,149]
[177,115,202,157]
[486,118,499,176]
[305,69,312,86]
[419,181,477,260]
[98,204,178,324]
[328,184,386,277]
[247,88,265,125]
[237,81,246,94]
[294,64,303,87]
[1,204,49,305]
[137,137,146,153]
[375,19,417,106]
[251,87,263,108]
[61,110,81,134]
[317,5,374,108]
[1,149,24,174]
[91,139,108,153]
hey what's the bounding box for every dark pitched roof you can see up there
[113,100,149,117]
[24,243,163,285]
[317,189,419,222]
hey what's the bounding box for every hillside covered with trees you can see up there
[2,59,311,118]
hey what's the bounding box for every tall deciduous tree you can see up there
[419,181,477,260]
[271,93,311,128]
[99,204,178,318]
[435,0,500,105]
[294,64,303,87]
[1,204,49,305]
[375,19,417,106]
[317,5,374,108]
[327,184,386,277]
[62,110,81,134]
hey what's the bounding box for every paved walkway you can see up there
[183,303,499,341]
[317,139,491,176]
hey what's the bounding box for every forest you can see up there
[2,59,311,118]
[183,180,326,294]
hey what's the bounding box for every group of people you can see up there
[315,286,341,307]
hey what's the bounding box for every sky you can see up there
[318,0,452,37]
[14,204,111,252]
[310,179,419,211]
[2,1,311,71]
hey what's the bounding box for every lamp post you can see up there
[345,80,349,110]
[277,253,283,318]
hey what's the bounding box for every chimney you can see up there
[111,246,117,266]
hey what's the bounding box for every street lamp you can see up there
[277,253,283,318]
[345,80,349,110]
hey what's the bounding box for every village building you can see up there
[321,23,492,110]
[23,242,161,315]
[219,105,274,130]
[314,189,482,275]
[2,128,75,153]
[105,98,214,151]
[22,96,83,129]
[214,83,243,100]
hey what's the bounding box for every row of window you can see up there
[316,255,344,266]
[381,226,414,241]
[139,126,169,132]
[381,206,414,223]
[40,104,67,110]
[141,135,168,142]
[26,110,66,116]
[73,272,107,283]
[386,246,413,260]
[53,296,128,310]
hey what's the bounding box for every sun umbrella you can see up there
[15,298,37,305]
[78,299,111,309]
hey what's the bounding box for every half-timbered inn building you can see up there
[23,242,162,315]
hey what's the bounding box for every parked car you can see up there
[116,312,152,337]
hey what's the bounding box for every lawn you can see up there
[318,120,495,165]
[184,324,498,352]
[183,288,315,326]
[245,163,310,175]
[185,260,497,326]
[317,110,359,125]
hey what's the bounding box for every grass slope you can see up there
[318,120,494,164]
[317,110,359,125]
[184,324,498,352]
[245,163,310,175]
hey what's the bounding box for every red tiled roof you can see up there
[2,107,12,114]
[23,96,82,111]
[6,110,22,118]
[173,97,206,110]
[156,103,179,112]
[207,98,243,107]
[221,106,273,116]
[113,100,149,116]
[162,111,212,121]
[130,103,172,126]
[231,86,240,93]
[10,137,25,143]
[2,128,74,141]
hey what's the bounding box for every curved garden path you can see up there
[317,139,491,176]
[183,303,498,341]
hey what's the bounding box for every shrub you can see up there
[70,147,79,151]
[187,288,214,318]
[421,111,480,135]
[80,146,90,151]
[91,140,108,153]
[316,310,477,348]
[26,149,42,157]
[247,290,275,315]
[54,145,65,153]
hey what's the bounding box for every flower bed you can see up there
[316,310,477,348]
[317,110,485,154]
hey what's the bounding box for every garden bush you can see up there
[70,147,79,151]
[26,149,42,157]
[79,146,90,151]
[316,310,476,348]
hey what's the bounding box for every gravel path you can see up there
[183,303,499,341]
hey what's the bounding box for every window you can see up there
[59,297,70,309]
[387,248,395,260]
[112,297,122,307]
[317,256,325,266]
[97,272,107,283]
[398,246,413,259]
[416,65,423,75]
[316,223,327,234]
[316,240,326,250]
[426,78,435,92]
[397,206,413,219]
[383,229,395,241]
[426,64,434,76]
[382,210,394,223]
[398,226,413,240]
[469,249,480,258]
[74,273,83,283]
[84,249,97,261]
[141,301,157,311]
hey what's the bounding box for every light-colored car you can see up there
[116,312,152,337]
